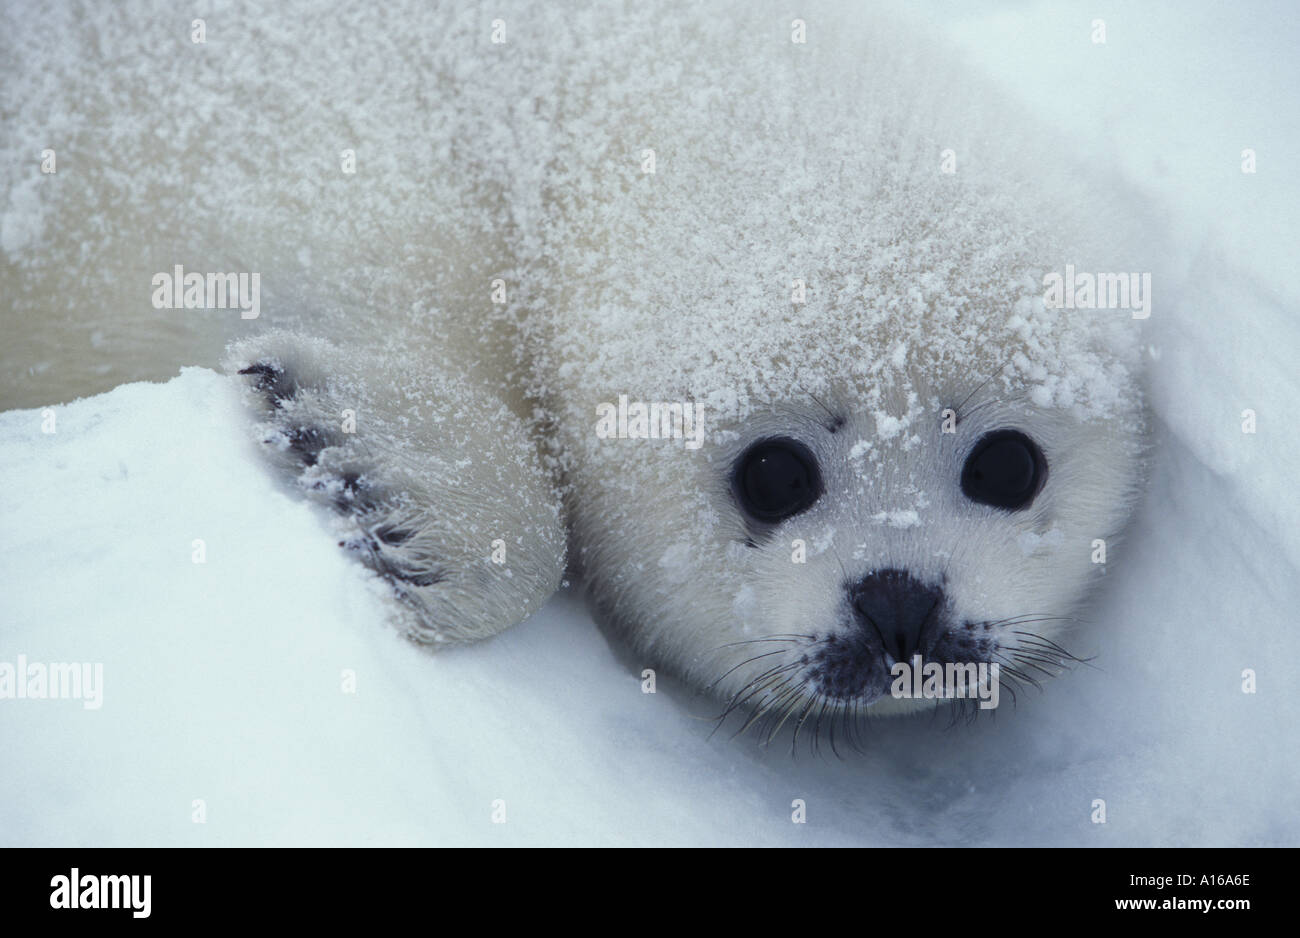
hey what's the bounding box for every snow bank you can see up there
[1,368,1295,846]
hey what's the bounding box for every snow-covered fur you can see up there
[1,0,1150,722]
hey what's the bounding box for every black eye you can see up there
[733,438,823,523]
[961,429,1047,510]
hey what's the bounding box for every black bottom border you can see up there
[1,846,1282,923]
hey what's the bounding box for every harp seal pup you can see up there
[4,0,1150,729]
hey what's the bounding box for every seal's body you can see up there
[1,0,1150,728]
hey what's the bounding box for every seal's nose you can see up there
[849,569,944,661]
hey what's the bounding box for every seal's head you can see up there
[534,3,1151,735]
[709,370,1147,722]
[545,148,1150,733]
[564,343,1148,736]
[548,146,1150,733]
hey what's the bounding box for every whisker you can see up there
[715,637,806,648]
[952,355,1015,417]
[707,649,789,690]
[1008,657,1062,680]
[716,663,801,725]
[735,678,795,738]
[762,683,809,745]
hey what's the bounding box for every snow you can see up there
[2,0,1299,845]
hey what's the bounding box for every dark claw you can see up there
[285,425,332,466]
[237,360,296,406]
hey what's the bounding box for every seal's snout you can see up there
[849,569,944,662]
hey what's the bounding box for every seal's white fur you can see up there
[1,0,1150,718]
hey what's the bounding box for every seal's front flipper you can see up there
[226,330,566,646]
